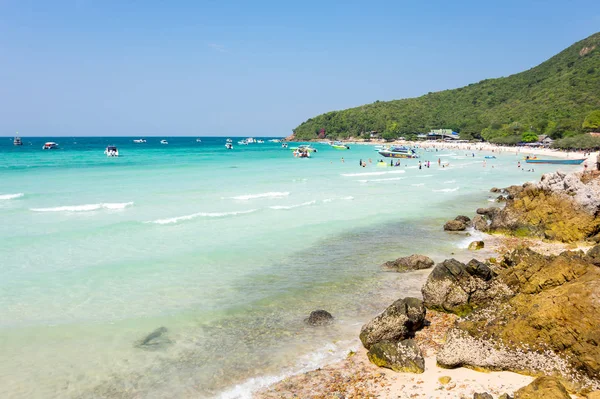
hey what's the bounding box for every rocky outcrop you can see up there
[513,377,570,399]
[474,172,600,242]
[473,393,493,399]
[305,310,334,326]
[366,339,425,373]
[436,249,600,392]
[382,254,434,272]
[468,241,484,250]
[455,215,471,225]
[359,297,425,350]
[472,215,489,231]
[421,259,508,316]
[587,244,600,266]
[444,219,467,231]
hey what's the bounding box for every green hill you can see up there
[292,32,600,147]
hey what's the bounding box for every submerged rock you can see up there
[359,297,425,350]
[367,339,424,373]
[444,220,467,231]
[382,254,434,272]
[136,326,172,350]
[305,310,334,326]
[513,377,570,399]
[468,241,485,250]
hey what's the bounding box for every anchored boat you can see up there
[104,145,119,157]
[42,142,58,150]
[525,158,586,165]
[378,146,418,158]
[331,141,350,150]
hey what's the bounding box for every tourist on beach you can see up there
[419,161,422,170]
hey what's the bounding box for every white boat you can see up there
[196,138,202,142]
[238,140,248,145]
[104,145,119,157]
[225,143,233,150]
[42,142,58,150]
[289,144,317,153]
[226,138,232,143]
[160,140,168,145]
[281,143,288,148]
[269,139,281,143]
[133,139,146,143]
[13,135,22,146]
[246,138,255,144]
[256,139,264,143]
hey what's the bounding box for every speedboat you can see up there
[246,138,255,144]
[293,148,311,158]
[104,145,119,157]
[281,143,288,148]
[256,139,264,143]
[332,141,350,150]
[378,146,418,158]
[225,143,233,150]
[196,138,202,143]
[42,142,58,150]
[238,140,248,145]
[226,138,232,143]
[160,140,168,145]
[269,139,281,143]
[525,158,586,165]
[289,144,317,153]
[13,136,23,146]
[133,139,146,143]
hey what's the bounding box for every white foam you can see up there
[217,341,356,399]
[31,202,133,212]
[227,192,290,200]
[357,177,406,183]
[432,187,460,193]
[149,209,257,224]
[0,193,24,200]
[411,183,425,187]
[444,180,456,184]
[269,201,316,210]
[341,170,405,177]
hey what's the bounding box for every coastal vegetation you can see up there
[292,32,600,148]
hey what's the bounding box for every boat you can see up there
[42,142,58,150]
[525,158,586,165]
[196,138,202,143]
[246,138,255,144]
[13,135,22,146]
[484,156,496,159]
[281,143,288,148]
[225,143,233,150]
[293,148,311,158]
[289,144,317,153]
[378,146,418,158]
[269,139,281,143]
[160,140,168,145]
[238,140,248,145]
[133,139,146,143]
[257,140,264,144]
[226,138,232,143]
[332,141,350,150]
[104,145,119,157]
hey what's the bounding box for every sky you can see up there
[0,0,598,137]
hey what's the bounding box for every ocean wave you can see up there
[269,201,316,210]
[432,187,460,193]
[411,183,425,187]
[444,180,456,184]
[227,192,290,200]
[322,196,354,203]
[31,202,134,212]
[357,177,406,183]
[341,170,405,177]
[148,209,257,224]
[0,193,24,200]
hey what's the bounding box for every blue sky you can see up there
[0,1,598,136]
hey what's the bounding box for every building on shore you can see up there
[417,129,461,141]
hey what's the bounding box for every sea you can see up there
[0,136,581,398]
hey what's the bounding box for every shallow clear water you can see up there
[0,137,580,398]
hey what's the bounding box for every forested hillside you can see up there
[292,32,600,147]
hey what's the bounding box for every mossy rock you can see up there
[367,339,424,373]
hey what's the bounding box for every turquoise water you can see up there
[0,137,580,398]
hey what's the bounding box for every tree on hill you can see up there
[521,131,539,143]
[582,110,600,131]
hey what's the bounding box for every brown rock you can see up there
[305,310,334,326]
[587,244,600,266]
[472,214,489,231]
[444,220,467,231]
[382,254,435,272]
[473,394,493,399]
[468,241,484,250]
[455,215,471,224]
[367,339,425,373]
[513,377,570,399]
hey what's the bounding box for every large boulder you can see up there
[472,214,489,231]
[421,259,506,316]
[367,339,425,373]
[455,215,471,225]
[305,310,334,326]
[444,220,467,231]
[513,377,570,399]
[437,249,600,392]
[359,297,425,350]
[587,244,600,266]
[382,254,435,272]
